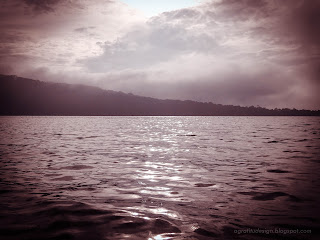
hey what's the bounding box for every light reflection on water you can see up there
[0,116,319,239]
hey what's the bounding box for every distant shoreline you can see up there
[1,74,319,116]
[1,115,320,117]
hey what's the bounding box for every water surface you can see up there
[0,116,319,239]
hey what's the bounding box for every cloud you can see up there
[0,0,319,109]
[79,0,319,109]
[84,15,220,72]
[291,0,320,47]
[89,54,303,109]
[0,0,145,74]
[22,0,64,12]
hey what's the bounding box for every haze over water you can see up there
[0,116,319,239]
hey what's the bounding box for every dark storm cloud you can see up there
[0,32,30,44]
[0,0,119,75]
[0,0,67,14]
[0,0,58,74]
[74,26,96,32]
[207,0,320,48]
[22,0,63,12]
[292,0,320,46]
[211,0,269,20]
[289,0,320,85]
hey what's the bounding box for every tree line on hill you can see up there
[0,74,319,116]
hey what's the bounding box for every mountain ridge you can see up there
[0,74,319,116]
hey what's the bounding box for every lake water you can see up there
[0,116,319,240]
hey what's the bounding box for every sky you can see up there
[0,0,319,110]
[121,0,202,17]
